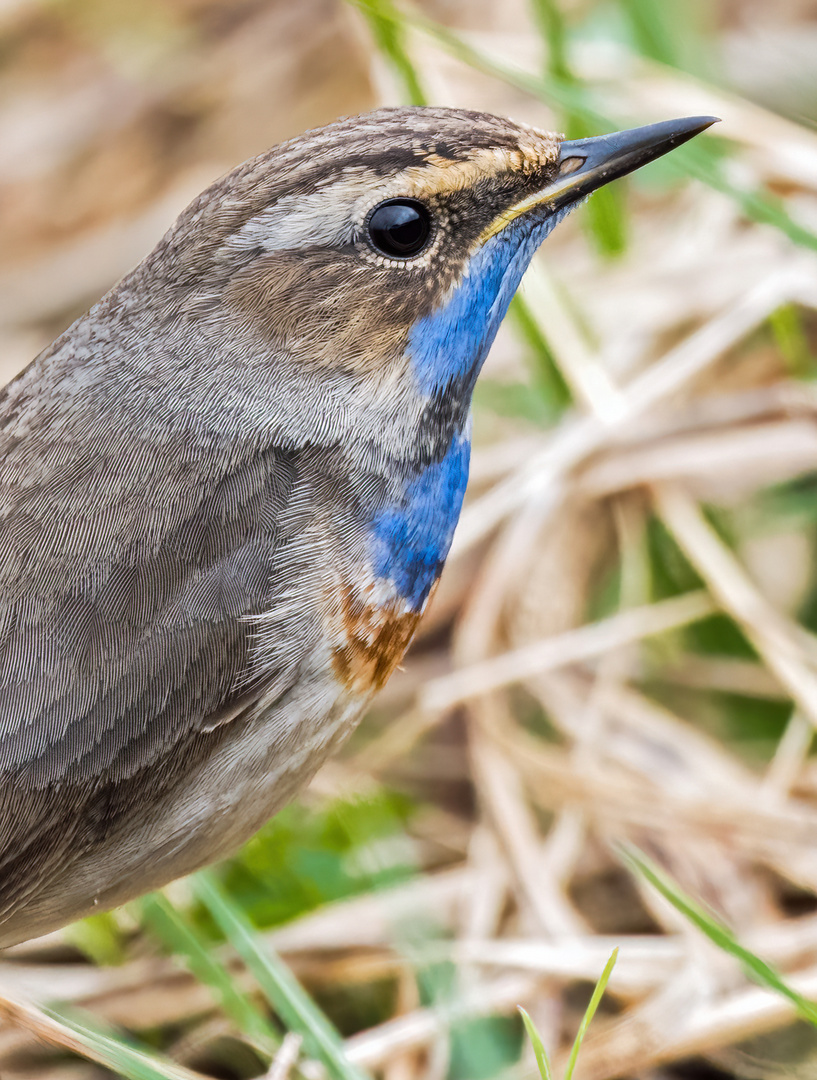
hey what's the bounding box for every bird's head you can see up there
[132,105,714,626]
[143,106,715,447]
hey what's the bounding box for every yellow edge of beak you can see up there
[477,167,588,246]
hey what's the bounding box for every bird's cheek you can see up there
[224,251,416,372]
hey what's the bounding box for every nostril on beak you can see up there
[558,155,586,176]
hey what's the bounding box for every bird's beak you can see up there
[481,115,719,243]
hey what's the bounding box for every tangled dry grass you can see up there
[3,1,817,1078]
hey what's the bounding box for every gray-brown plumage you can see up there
[0,106,715,947]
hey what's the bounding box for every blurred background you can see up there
[3,1,817,1078]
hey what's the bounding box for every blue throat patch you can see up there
[369,208,572,611]
[370,430,470,611]
[407,208,570,395]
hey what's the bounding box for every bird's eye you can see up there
[367,199,431,258]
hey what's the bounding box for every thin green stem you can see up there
[622,845,817,1027]
[192,873,370,1080]
[357,0,428,105]
[138,894,281,1057]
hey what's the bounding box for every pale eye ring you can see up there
[367,199,432,258]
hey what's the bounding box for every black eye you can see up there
[367,199,432,258]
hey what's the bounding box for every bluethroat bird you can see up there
[0,107,715,946]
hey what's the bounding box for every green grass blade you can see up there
[137,893,282,1056]
[529,0,571,82]
[192,872,370,1080]
[357,0,428,105]
[618,0,680,67]
[621,845,817,1026]
[68,910,127,966]
[508,294,573,418]
[563,948,618,1080]
[17,1001,204,1080]
[346,0,596,117]
[582,181,628,256]
[518,1006,553,1080]
[769,303,814,377]
[618,0,708,77]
